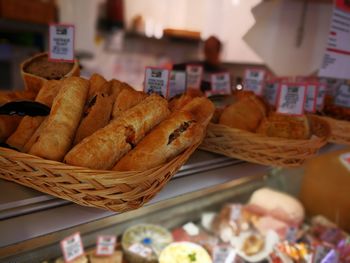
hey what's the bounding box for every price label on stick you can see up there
[334,84,350,108]
[316,83,327,111]
[264,81,279,107]
[304,84,318,113]
[144,67,170,98]
[276,83,306,115]
[96,235,116,256]
[186,65,203,90]
[49,23,75,62]
[169,71,186,99]
[209,72,231,96]
[60,232,84,263]
[244,68,266,96]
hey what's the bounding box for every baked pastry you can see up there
[0,90,36,104]
[111,87,147,120]
[219,92,267,132]
[168,94,193,112]
[21,52,79,93]
[89,251,123,263]
[257,113,310,140]
[6,80,61,151]
[242,234,264,256]
[88,73,108,98]
[64,94,169,170]
[0,116,22,142]
[113,97,214,171]
[29,77,89,161]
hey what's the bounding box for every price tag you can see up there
[339,152,350,172]
[276,83,306,116]
[49,23,75,62]
[169,71,186,98]
[183,222,200,236]
[144,67,170,98]
[229,205,242,221]
[304,84,318,113]
[60,232,84,263]
[128,243,153,258]
[186,64,203,90]
[244,68,266,96]
[285,226,298,242]
[210,72,231,95]
[264,81,280,106]
[96,235,116,256]
[213,246,236,263]
[316,84,327,111]
[334,84,350,108]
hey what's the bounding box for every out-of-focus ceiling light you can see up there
[231,0,240,6]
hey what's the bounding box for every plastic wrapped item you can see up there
[159,242,212,263]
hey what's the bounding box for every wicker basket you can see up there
[200,115,330,167]
[318,116,350,146]
[0,142,199,212]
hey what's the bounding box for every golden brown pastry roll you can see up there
[111,88,147,120]
[113,97,214,171]
[73,81,114,145]
[64,94,170,170]
[28,77,89,161]
[88,73,107,98]
[22,118,47,153]
[0,116,22,142]
[6,80,61,151]
[0,90,36,104]
[168,94,193,112]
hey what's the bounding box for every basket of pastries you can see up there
[198,91,331,167]
[0,71,215,212]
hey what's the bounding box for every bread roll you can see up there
[111,88,147,120]
[0,116,22,142]
[6,80,61,151]
[28,77,89,161]
[64,94,169,170]
[88,73,107,98]
[168,94,193,112]
[114,97,214,171]
[0,90,36,104]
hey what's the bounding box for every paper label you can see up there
[186,65,203,90]
[316,84,327,111]
[169,71,186,98]
[60,232,84,263]
[183,222,200,236]
[210,72,231,95]
[285,226,298,242]
[264,82,280,106]
[49,23,75,62]
[144,67,170,98]
[244,68,266,96]
[339,152,350,172]
[213,246,236,263]
[276,83,306,115]
[305,84,318,113]
[230,205,242,221]
[334,84,350,108]
[96,235,116,256]
[128,243,153,258]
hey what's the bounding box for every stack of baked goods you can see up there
[0,74,214,212]
[199,91,330,167]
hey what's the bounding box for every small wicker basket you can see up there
[200,115,330,167]
[0,142,199,212]
[318,116,350,146]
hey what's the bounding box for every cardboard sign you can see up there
[49,23,75,62]
[334,84,350,108]
[304,84,318,113]
[316,83,327,111]
[210,72,231,95]
[264,81,280,107]
[169,71,186,98]
[96,235,116,256]
[144,67,170,98]
[276,83,306,115]
[244,68,266,96]
[186,65,203,90]
[60,232,84,263]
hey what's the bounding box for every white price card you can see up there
[213,246,236,263]
[316,83,327,111]
[144,67,170,98]
[276,83,306,116]
[169,71,186,98]
[229,205,242,221]
[334,84,350,108]
[244,68,266,96]
[60,232,84,263]
[186,64,203,90]
[210,72,231,95]
[49,23,75,62]
[96,235,116,256]
[339,152,350,172]
[304,84,318,113]
[128,243,153,258]
[264,81,280,107]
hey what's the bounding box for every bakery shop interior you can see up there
[0,0,349,262]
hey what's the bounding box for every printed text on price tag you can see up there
[60,232,84,263]
[264,81,279,107]
[304,84,318,113]
[144,67,170,98]
[49,23,75,62]
[210,72,231,95]
[334,84,350,108]
[186,65,203,90]
[316,83,327,111]
[244,68,266,96]
[169,71,186,98]
[276,83,306,116]
[96,235,116,256]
